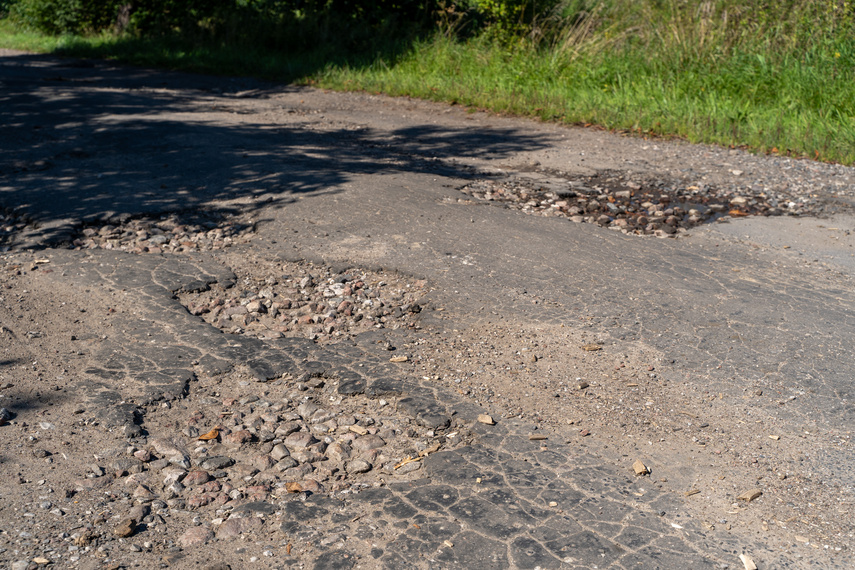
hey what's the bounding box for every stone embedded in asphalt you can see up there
[217,515,263,539]
[297,402,319,419]
[179,526,214,548]
[162,467,186,485]
[284,431,318,449]
[113,518,137,537]
[326,442,352,462]
[183,470,210,486]
[200,456,235,471]
[224,430,253,446]
[352,435,386,452]
[152,438,191,469]
[291,448,326,464]
[346,460,372,474]
[270,443,290,461]
[128,504,150,523]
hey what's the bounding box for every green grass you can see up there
[317,33,855,163]
[2,0,854,164]
[0,20,330,80]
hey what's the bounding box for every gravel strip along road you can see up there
[2,49,855,569]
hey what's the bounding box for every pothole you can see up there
[459,170,824,237]
[69,211,256,253]
[135,366,471,502]
[179,254,432,344]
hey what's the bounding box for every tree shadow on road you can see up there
[0,51,556,248]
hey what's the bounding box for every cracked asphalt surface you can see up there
[1,49,855,569]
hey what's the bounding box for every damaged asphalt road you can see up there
[2,49,855,569]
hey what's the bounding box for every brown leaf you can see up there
[198,427,220,441]
[729,210,749,217]
[285,482,303,493]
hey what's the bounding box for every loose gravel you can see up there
[459,166,854,237]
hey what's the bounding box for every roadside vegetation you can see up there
[2,1,854,164]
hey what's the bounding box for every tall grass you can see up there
[321,0,855,163]
[2,0,854,163]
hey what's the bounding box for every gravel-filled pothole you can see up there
[69,212,256,253]
[178,254,431,344]
[460,170,834,237]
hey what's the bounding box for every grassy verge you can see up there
[318,33,855,164]
[0,20,332,80]
[2,0,854,165]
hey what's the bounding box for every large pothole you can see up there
[178,253,432,344]
[460,170,827,237]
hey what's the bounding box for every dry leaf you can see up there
[285,482,303,493]
[198,427,220,441]
[581,344,602,351]
[286,543,292,555]
[729,209,749,217]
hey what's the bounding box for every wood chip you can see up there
[632,459,650,476]
[286,543,292,555]
[477,414,495,425]
[528,434,548,441]
[769,435,780,440]
[419,443,441,457]
[581,344,602,351]
[395,456,423,469]
[685,489,700,497]
[349,425,368,435]
[443,540,454,548]
[197,427,220,441]
[738,489,763,502]
[739,553,757,570]
[389,355,409,363]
